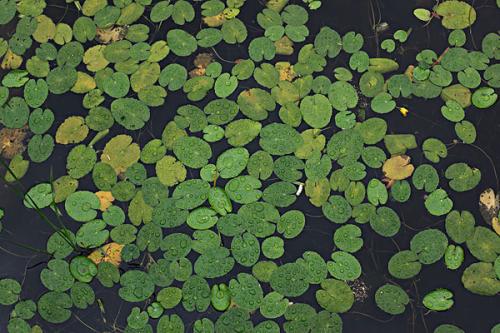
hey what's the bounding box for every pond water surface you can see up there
[1,0,499,332]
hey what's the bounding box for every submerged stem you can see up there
[0,158,76,250]
[0,237,50,255]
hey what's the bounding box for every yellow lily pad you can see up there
[382,155,414,180]
[55,116,89,145]
[96,191,114,211]
[88,242,124,267]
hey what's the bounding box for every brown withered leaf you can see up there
[189,68,205,77]
[0,126,29,159]
[203,13,226,27]
[190,53,214,78]
[96,26,128,44]
[1,49,23,70]
[276,62,296,81]
[194,53,213,68]
[479,188,499,227]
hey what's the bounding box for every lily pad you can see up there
[375,284,409,315]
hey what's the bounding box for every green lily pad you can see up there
[65,191,100,222]
[70,256,97,283]
[425,189,453,216]
[0,279,21,305]
[316,279,354,313]
[375,284,409,315]
[37,291,72,324]
[435,1,477,30]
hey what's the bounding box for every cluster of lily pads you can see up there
[0,0,499,332]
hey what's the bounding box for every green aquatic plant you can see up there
[0,0,498,332]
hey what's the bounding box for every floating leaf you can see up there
[410,229,449,265]
[41,259,74,293]
[70,256,97,283]
[327,251,362,281]
[425,189,453,216]
[466,226,500,262]
[445,163,481,192]
[435,1,477,30]
[413,8,432,22]
[214,73,238,98]
[101,135,140,174]
[65,191,100,222]
[229,273,263,311]
[119,270,155,302]
[375,284,409,315]
[382,155,414,180]
[444,244,464,270]
[316,279,354,313]
[423,289,454,311]
[471,87,498,108]
[173,136,212,169]
[479,188,499,226]
[441,84,471,108]
[462,262,500,296]
[388,250,422,279]
[445,210,475,244]
[110,98,150,130]
[0,279,21,305]
[455,120,476,143]
[156,156,187,187]
[37,292,72,324]
[88,242,124,267]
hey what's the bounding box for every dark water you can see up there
[0,0,499,332]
